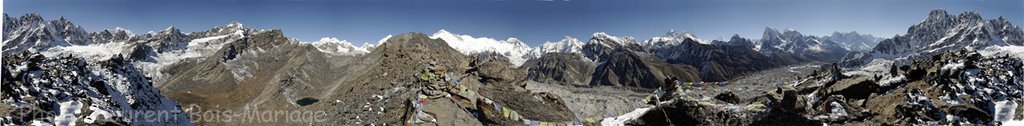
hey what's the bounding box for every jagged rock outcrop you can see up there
[711,34,756,47]
[0,53,191,125]
[142,27,191,53]
[625,49,1024,126]
[2,13,92,53]
[89,27,137,44]
[790,49,1024,125]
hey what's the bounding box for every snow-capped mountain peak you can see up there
[112,27,135,36]
[527,36,584,59]
[433,29,453,37]
[505,37,525,45]
[824,31,881,51]
[377,34,392,45]
[589,32,636,48]
[782,28,803,38]
[682,32,700,42]
[90,27,137,43]
[309,37,371,55]
[3,13,92,53]
[664,30,703,43]
[783,28,796,32]
[762,27,784,41]
[711,34,757,47]
[163,26,176,31]
[149,26,186,38]
[843,9,1024,69]
[872,9,1022,55]
[591,32,620,42]
[644,30,707,48]
[557,36,584,46]
[927,9,951,20]
[226,21,244,29]
[957,11,984,22]
[757,27,849,59]
[147,26,187,40]
[429,29,533,66]
[317,37,346,43]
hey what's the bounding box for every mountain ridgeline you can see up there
[3,8,1021,125]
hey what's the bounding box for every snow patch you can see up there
[41,42,130,61]
[600,107,652,126]
[846,58,894,76]
[941,62,965,71]
[84,105,113,124]
[55,100,82,126]
[980,46,1024,60]
[788,64,820,73]
[829,102,848,117]
[993,100,1018,123]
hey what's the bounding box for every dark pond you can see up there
[296,97,320,106]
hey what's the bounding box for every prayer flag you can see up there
[503,108,511,118]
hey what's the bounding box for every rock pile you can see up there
[1,53,191,125]
[619,49,1024,125]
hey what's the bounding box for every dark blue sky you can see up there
[6,0,1023,46]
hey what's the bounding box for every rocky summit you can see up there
[2,8,1023,126]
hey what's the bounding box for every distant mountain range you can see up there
[5,9,1017,89]
[0,11,899,89]
[2,9,1022,125]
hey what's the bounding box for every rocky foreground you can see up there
[621,49,1024,125]
[1,53,190,125]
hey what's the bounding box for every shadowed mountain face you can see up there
[524,47,704,89]
[588,49,659,88]
[824,31,881,52]
[649,37,804,81]
[521,53,596,86]
[522,30,818,87]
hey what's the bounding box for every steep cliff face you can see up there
[3,13,92,53]
[521,53,596,86]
